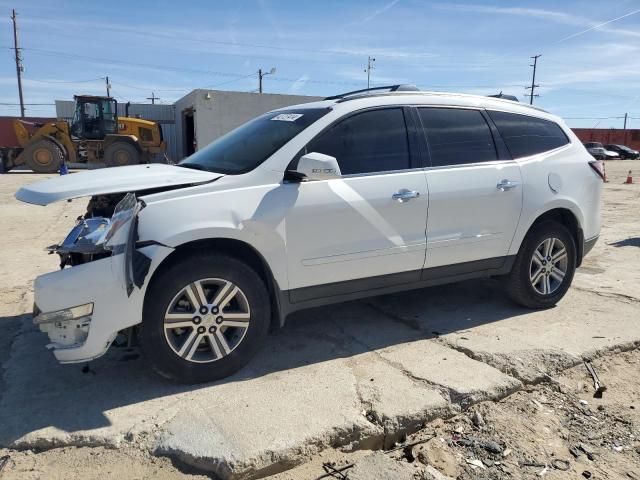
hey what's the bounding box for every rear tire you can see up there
[104,142,140,167]
[506,221,576,309]
[140,253,270,384]
[23,139,64,173]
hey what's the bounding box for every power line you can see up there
[22,76,104,84]
[0,102,54,105]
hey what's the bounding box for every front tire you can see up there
[141,254,270,383]
[23,139,64,173]
[506,221,576,309]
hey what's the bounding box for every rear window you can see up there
[179,108,330,174]
[488,111,569,159]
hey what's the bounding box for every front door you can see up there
[416,107,523,270]
[285,107,429,301]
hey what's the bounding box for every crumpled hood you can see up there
[15,164,222,206]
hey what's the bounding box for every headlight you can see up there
[54,193,140,256]
[33,303,93,325]
[104,193,141,251]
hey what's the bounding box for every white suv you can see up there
[17,86,603,383]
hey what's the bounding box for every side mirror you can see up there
[292,152,342,181]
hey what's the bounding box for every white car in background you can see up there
[17,85,603,383]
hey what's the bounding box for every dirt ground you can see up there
[0,160,638,479]
[269,350,640,480]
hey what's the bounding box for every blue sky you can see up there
[1,0,640,128]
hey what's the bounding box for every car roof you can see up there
[274,90,563,124]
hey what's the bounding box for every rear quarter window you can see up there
[488,111,569,159]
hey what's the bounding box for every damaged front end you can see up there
[34,192,156,357]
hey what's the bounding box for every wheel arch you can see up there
[145,237,284,328]
[519,206,585,267]
[104,134,142,152]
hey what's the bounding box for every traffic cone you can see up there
[59,161,68,176]
[624,170,633,184]
[602,161,609,182]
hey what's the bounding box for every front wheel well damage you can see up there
[527,208,584,266]
[145,238,282,328]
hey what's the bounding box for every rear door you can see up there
[284,107,429,300]
[417,107,523,270]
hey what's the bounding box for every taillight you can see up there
[589,160,606,181]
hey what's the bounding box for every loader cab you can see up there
[70,96,118,140]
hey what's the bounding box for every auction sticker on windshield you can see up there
[271,113,304,122]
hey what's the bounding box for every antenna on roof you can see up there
[487,92,519,102]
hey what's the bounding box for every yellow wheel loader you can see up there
[5,95,166,173]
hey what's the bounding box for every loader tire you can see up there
[104,142,141,167]
[24,139,64,173]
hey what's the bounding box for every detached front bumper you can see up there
[33,244,173,363]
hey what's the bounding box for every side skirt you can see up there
[275,255,516,326]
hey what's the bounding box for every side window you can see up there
[418,108,497,167]
[307,108,410,175]
[488,111,569,159]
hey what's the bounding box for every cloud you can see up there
[257,0,285,39]
[356,0,401,25]
[434,3,640,41]
[432,4,588,25]
[288,75,309,94]
[553,8,640,44]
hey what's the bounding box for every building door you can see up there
[183,109,195,157]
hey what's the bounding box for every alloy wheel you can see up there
[163,278,251,363]
[529,237,568,295]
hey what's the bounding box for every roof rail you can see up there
[487,93,519,102]
[324,84,420,101]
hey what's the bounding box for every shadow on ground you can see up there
[0,277,530,446]
[608,237,640,248]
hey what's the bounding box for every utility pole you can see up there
[364,56,376,89]
[147,92,159,104]
[105,76,111,97]
[623,112,628,130]
[526,54,541,105]
[11,9,25,118]
[257,67,276,94]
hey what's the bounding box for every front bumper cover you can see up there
[33,244,173,363]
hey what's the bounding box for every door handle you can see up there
[392,189,420,202]
[496,179,520,192]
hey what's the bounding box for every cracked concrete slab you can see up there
[378,341,522,407]
[347,353,451,445]
[154,349,383,480]
[368,275,640,383]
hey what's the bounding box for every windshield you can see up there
[179,108,330,174]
